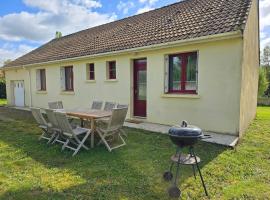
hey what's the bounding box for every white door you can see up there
[14,81,25,107]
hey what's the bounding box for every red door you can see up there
[134,59,147,117]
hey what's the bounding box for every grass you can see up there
[0,98,6,106]
[0,107,269,199]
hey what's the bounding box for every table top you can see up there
[64,108,112,119]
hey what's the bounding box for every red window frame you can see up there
[64,66,74,91]
[108,61,116,79]
[89,63,95,80]
[168,52,197,94]
[40,69,46,91]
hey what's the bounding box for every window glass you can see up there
[89,63,95,80]
[185,53,197,91]
[137,70,147,100]
[65,66,73,91]
[169,56,182,91]
[108,61,116,79]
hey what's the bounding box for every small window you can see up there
[167,52,197,94]
[87,63,95,80]
[107,61,116,80]
[61,66,74,91]
[36,69,46,91]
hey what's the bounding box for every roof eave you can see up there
[3,30,242,70]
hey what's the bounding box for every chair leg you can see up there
[62,139,70,151]
[72,131,91,156]
[47,132,57,144]
[96,130,112,152]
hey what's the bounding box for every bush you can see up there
[0,79,6,99]
[258,68,268,97]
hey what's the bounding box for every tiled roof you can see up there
[4,0,252,68]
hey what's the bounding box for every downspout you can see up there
[23,66,32,107]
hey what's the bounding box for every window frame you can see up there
[39,69,46,91]
[107,61,116,80]
[36,68,46,91]
[87,63,95,80]
[168,52,198,94]
[64,66,74,91]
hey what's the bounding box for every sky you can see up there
[0,0,269,66]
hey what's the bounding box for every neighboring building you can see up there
[3,0,259,137]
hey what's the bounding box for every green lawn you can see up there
[0,107,269,199]
[0,98,7,105]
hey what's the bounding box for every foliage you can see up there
[55,31,62,38]
[258,67,268,97]
[0,99,7,105]
[262,45,270,67]
[0,107,269,199]
[0,78,6,99]
[3,59,12,66]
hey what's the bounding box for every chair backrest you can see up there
[107,107,128,131]
[57,101,64,109]
[104,102,116,111]
[91,101,103,110]
[54,112,74,135]
[117,104,129,109]
[45,109,59,128]
[31,107,47,126]
[48,101,63,109]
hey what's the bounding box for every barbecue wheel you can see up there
[163,171,173,181]
[168,186,181,198]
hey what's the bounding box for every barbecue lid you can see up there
[168,125,203,137]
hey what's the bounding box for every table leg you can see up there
[80,118,84,127]
[91,119,95,148]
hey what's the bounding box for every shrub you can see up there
[0,78,6,99]
[258,68,268,97]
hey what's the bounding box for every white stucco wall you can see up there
[239,0,259,136]
[5,37,243,135]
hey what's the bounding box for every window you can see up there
[61,66,74,91]
[87,63,95,80]
[107,61,116,79]
[36,69,46,91]
[167,52,197,94]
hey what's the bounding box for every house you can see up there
[3,0,259,137]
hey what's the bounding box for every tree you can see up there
[258,67,268,97]
[262,45,270,67]
[3,59,11,66]
[55,31,62,39]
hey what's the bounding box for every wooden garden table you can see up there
[65,109,112,148]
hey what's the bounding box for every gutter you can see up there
[3,31,242,70]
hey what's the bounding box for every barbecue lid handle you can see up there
[181,120,188,127]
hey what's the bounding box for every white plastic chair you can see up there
[45,109,68,146]
[104,102,116,111]
[96,107,128,152]
[31,107,56,144]
[91,101,103,110]
[48,101,63,109]
[54,111,91,156]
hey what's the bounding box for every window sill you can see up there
[104,79,118,82]
[36,91,47,94]
[85,80,96,83]
[161,94,200,99]
[60,91,75,95]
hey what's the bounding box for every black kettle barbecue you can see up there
[163,121,211,198]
